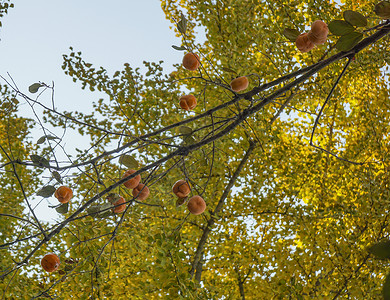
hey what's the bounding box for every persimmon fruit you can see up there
[132,183,150,201]
[112,196,126,214]
[122,169,141,189]
[230,76,249,92]
[54,186,73,204]
[187,195,206,215]
[172,180,191,198]
[179,95,197,111]
[308,20,328,45]
[41,253,60,272]
[295,33,315,53]
[182,53,200,71]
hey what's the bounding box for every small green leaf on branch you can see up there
[179,126,193,135]
[335,31,363,51]
[343,10,367,27]
[30,154,50,168]
[52,171,63,184]
[119,155,138,169]
[29,83,43,93]
[368,240,390,259]
[177,13,187,35]
[328,20,355,36]
[282,28,301,42]
[383,273,390,300]
[55,202,69,214]
[37,185,56,198]
[375,1,390,19]
[172,45,187,51]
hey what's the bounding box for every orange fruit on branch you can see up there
[179,95,197,111]
[132,183,150,201]
[230,76,249,92]
[182,52,200,71]
[41,253,60,272]
[295,33,315,53]
[187,195,206,215]
[172,180,191,198]
[122,169,141,189]
[308,20,328,45]
[54,186,73,204]
[112,196,126,214]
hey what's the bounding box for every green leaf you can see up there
[179,126,192,135]
[37,136,46,144]
[30,154,50,168]
[119,154,138,169]
[384,273,390,300]
[375,1,390,19]
[52,171,63,184]
[328,20,355,36]
[343,10,367,27]
[172,45,187,51]
[97,203,114,218]
[177,13,187,35]
[282,28,301,42]
[37,135,58,145]
[37,185,56,198]
[183,135,196,145]
[221,67,238,74]
[368,240,390,259]
[46,135,59,141]
[335,31,363,51]
[28,83,43,93]
[87,205,101,216]
[55,202,69,214]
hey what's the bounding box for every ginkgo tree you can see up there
[2,0,390,299]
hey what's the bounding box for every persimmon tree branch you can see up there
[189,141,256,277]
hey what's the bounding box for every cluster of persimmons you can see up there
[41,170,206,271]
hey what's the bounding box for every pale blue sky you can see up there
[0,0,181,113]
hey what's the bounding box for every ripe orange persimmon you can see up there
[295,33,315,53]
[54,186,73,204]
[182,53,200,71]
[179,95,197,111]
[308,20,328,45]
[112,196,126,214]
[187,195,206,215]
[230,76,249,92]
[132,183,150,201]
[122,170,141,189]
[172,180,191,198]
[41,253,60,272]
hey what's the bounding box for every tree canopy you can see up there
[2,0,390,299]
